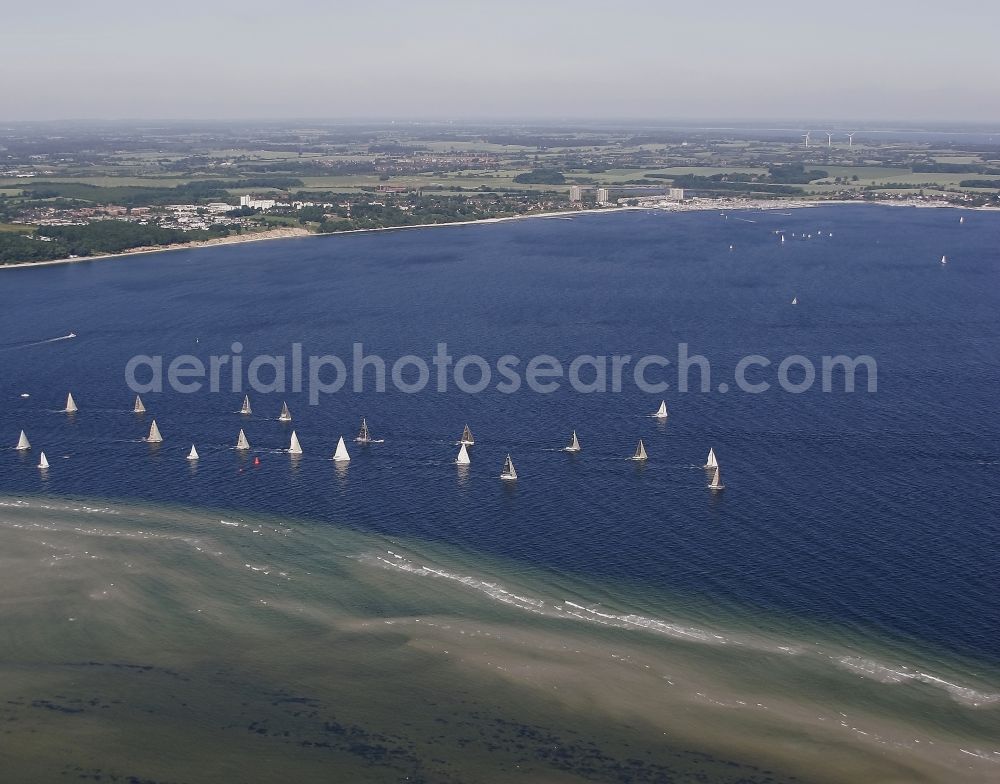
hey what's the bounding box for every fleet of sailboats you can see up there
[500,454,517,481]
[145,419,163,443]
[12,395,733,489]
[563,430,581,452]
[459,424,475,446]
[333,436,351,462]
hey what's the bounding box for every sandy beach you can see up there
[2,199,992,273]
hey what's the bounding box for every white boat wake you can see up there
[1,332,77,351]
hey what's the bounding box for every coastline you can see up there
[1,199,992,272]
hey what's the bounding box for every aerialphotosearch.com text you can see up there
[124,342,878,404]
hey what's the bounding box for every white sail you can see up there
[333,436,351,462]
[780,234,785,243]
[235,429,250,450]
[564,430,581,452]
[456,442,471,465]
[940,255,948,265]
[64,392,78,413]
[709,466,725,490]
[288,430,302,455]
[187,444,199,461]
[460,424,475,445]
[960,216,964,224]
[791,297,798,305]
[16,430,30,450]
[278,401,292,422]
[500,453,517,480]
[240,395,252,415]
[356,417,371,443]
[654,400,668,418]
[146,419,163,443]
[38,451,49,470]
[704,448,718,469]
[631,439,647,461]
[133,395,146,414]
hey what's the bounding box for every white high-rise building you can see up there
[569,185,583,203]
[596,187,610,205]
[240,194,278,211]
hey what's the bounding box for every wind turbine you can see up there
[846,132,856,148]
[802,132,811,147]
[826,132,834,147]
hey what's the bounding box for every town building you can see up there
[239,194,278,211]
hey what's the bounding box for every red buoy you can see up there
[253,456,261,466]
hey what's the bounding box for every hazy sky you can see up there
[4,0,999,123]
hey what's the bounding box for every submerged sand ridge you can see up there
[0,496,997,783]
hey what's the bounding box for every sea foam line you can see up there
[836,656,1000,708]
[363,548,1000,709]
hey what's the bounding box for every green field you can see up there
[0,222,33,234]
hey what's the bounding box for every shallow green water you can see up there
[0,496,997,783]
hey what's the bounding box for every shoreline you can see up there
[1,199,993,272]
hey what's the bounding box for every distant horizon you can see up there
[3,117,1000,133]
[5,1,1000,125]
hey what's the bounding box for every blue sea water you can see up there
[1,205,998,663]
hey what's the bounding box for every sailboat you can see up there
[500,453,517,481]
[64,392,78,413]
[703,448,718,470]
[630,439,648,461]
[235,429,250,450]
[38,452,49,470]
[333,436,351,462]
[563,430,581,452]
[959,216,965,224]
[355,417,372,444]
[940,255,948,265]
[708,466,725,491]
[278,401,292,422]
[459,424,475,446]
[455,442,471,465]
[780,234,785,244]
[187,444,199,461]
[288,430,302,455]
[145,419,163,443]
[652,400,668,419]
[791,297,798,305]
[240,395,252,415]
[16,430,30,450]
[133,395,146,414]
